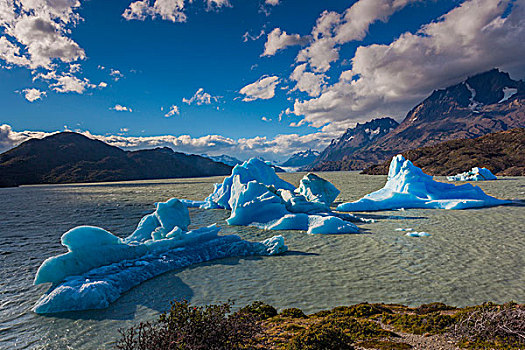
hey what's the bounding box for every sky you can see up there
[1,0,524,162]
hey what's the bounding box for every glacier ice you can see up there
[295,173,340,206]
[337,155,509,211]
[447,167,497,181]
[33,198,287,314]
[405,231,431,238]
[183,158,363,234]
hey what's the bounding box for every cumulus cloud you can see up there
[239,75,280,101]
[289,64,327,97]
[36,70,96,94]
[265,0,279,5]
[20,88,46,102]
[123,0,231,23]
[111,104,133,112]
[262,28,309,56]
[110,69,124,81]
[0,124,336,162]
[292,0,525,127]
[182,88,219,105]
[164,105,180,117]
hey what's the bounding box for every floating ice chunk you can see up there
[203,158,295,210]
[295,173,340,206]
[226,176,289,226]
[337,155,509,211]
[33,233,286,314]
[33,197,288,314]
[395,228,413,232]
[278,189,329,214]
[447,167,497,181]
[405,231,430,237]
[307,215,359,234]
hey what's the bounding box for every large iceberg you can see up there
[33,198,287,314]
[184,158,362,234]
[337,155,509,211]
[447,167,498,181]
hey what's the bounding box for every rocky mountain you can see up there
[0,132,232,187]
[362,128,525,176]
[281,149,320,167]
[202,154,242,167]
[312,69,525,170]
[308,117,399,169]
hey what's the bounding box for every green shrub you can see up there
[115,300,260,350]
[280,308,307,319]
[330,303,392,318]
[382,312,455,335]
[415,302,456,315]
[357,340,412,349]
[287,323,354,350]
[238,301,278,320]
[322,314,396,341]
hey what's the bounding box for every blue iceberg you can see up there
[33,198,287,314]
[447,167,498,181]
[184,158,362,234]
[337,155,509,211]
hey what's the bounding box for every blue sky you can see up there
[1,0,524,161]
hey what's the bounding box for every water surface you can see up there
[0,172,524,349]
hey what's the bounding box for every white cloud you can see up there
[265,0,279,5]
[110,69,124,81]
[294,0,419,73]
[262,28,309,56]
[182,88,219,105]
[164,105,180,117]
[290,64,326,97]
[111,104,133,112]
[98,81,108,88]
[20,88,46,102]
[36,70,96,94]
[242,29,265,42]
[239,75,280,101]
[293,0,525,128]
[123,0,231,23]
[0,124,336,162]
[261,116,271,122]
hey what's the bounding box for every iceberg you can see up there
[447,167,497,181]
[337,155,509,211]
[33,198,287,314]
[184,158,362,234]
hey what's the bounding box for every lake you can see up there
[0,172,524,349]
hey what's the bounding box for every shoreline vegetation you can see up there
[115,300,524,350]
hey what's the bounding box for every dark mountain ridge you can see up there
[312,69,525,170]
[0,132,232,187]
[362,128,525,176]
[281,149,320,167]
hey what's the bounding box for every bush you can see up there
[115,300,260,350]
[382,312,455,335]
[330,303,392,318]
[452,303,525,349]
[415,302,456,315]
[287,323,354,350]
[321,314,396,341]
[280,308,307,319]
[238,301,277,320]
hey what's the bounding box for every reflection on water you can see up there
[0,173,524,349]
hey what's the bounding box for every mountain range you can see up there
[362,128,525,176]
[310,69,525,171]
[281,149,320,167]
[0,132,232,187]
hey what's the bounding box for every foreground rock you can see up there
[362,128,525,176]
[337,155,509,211]
[33,198,287,314]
